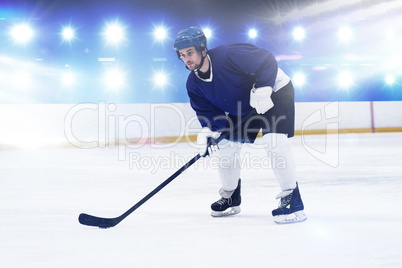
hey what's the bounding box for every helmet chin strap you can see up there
[195,50,207,72]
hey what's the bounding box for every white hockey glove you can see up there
[250,86,274,114]
[196,127,221,157]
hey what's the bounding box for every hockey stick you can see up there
[78,109,256,228]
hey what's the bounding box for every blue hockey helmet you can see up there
[173,26,207,58]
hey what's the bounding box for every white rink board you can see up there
[0,101,401,149]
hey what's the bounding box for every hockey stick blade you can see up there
[78,213,121,229]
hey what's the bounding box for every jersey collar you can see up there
[194,55,213,82]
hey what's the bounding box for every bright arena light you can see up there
[337,26,353,43]
[61,71,76,87]
[0,55,12,63]
[61,26,75,42]
[248,28,258,39]
[105,69,125,89]
[337,71,354,89]
[11,24,34,44]
[292,27,306,41]
[385,29,395,39]
[202,27,212,39]
[293,72,306,86]
[153,71,169,88]
[13,71,32,88]
[153,26,168,41]
[103,22,125,45]
[385,74,395,85]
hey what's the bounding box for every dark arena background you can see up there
[1,0,401,104]
[1,1,402,268]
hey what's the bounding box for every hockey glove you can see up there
[196,127,221,157]
[250,86,274,114]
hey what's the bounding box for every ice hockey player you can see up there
[173,26,307,224]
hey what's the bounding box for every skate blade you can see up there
[274,210,307,224]
[211,206,241,217]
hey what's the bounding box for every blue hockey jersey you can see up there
[186,43,283,131]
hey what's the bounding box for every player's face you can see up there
[178,46,202,71]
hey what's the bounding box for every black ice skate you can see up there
[211,179,241,217]
[272,182,307,224]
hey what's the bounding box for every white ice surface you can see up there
[1,133,402,268]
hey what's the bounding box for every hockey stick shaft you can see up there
[79,109,256,228]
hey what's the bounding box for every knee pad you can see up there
[261,133,297,190]
[261,133,289,152]
[214,139,242,160]
[213,139,242,191]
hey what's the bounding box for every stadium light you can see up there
[11,24,34,44]
[248,28,258,39]
[202,27,212,39]
[153,71,169,88]
[292,72,306,86]
[105,69,125,90]
[13,71,32,88]
[153,26,168,42]
[385,29,395,39]
[61,26,76,42]
[385,74,395,86]
[61,71,76,87]
[292,27,306,41]
[0,56,12,63]
[337,71,354,89]
[103,21,125,45]
[337,26,353,43]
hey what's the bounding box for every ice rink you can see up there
[1,132,402,268]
